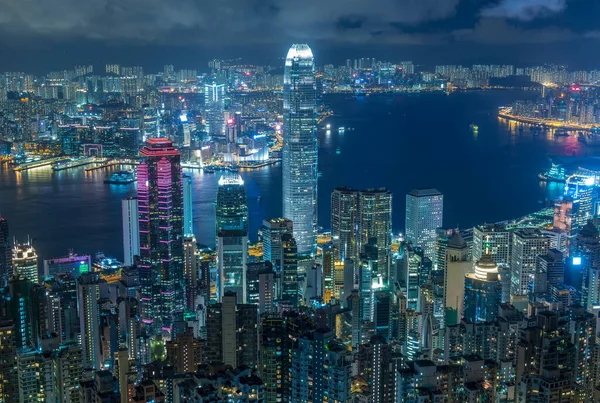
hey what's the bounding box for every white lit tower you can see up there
[282,44,318,255]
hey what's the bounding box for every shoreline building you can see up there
[282,44,318,255]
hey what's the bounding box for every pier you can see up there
[52,157,109,171]
[13,157,70,172]
[85,159,140,172]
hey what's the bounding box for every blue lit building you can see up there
[464,250,502,323]
[282,44,318,255]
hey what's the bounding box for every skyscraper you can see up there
[262,218,293,270]
[405,188,444,260]
[183,175,193,236]
[204,82,225,137]
[78,272,107,372]
[0,217,10,287]
[122,197,140,267]
[12,240,38,283]
[217,230,248,303]
[331,187,358,262]
[358,188,393,278]
[137,138,184,330]
[464,246,502,323]
[281,233,299,306]
[282,44,318,255]
[510,228,550,297]
[472,223,511,267]
[215,175,248,235]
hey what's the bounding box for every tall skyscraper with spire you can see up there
[282,44,318,255]
[137,138,184,331]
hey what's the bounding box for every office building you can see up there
[405,188,443,261]
[0,217,10,287]
[358,188,393,279]
[217,230,248,303]
[137,138,184,329]
[183,175,193,236]
[443,231,471,326]
[216,175,248,236]
[282,44,318,255]
[12,240,38,283]
[262,218,293,270]
[464,249,502,323]
[472,223,511,267]
[183,234,198,311]
[331,187,358,262]
[121,197,140,267]
[281,233,299,305]
[205,292,258,369]
[259,314,284,403]
[43,251,91,279]
[204,82,225,137]
[510,229,550,297]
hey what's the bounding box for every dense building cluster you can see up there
[4,45,600,403]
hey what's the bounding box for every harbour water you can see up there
[0,91,590,261]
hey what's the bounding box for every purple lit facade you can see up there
[137,138,184,332]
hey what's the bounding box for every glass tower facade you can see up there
[215,175,248,235]
[204,82,225,137]
[137,138,184,331]
[282,44,318,255]
[405,188,444,261]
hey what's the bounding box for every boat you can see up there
[104,171,136,184]
[326,123,331,129]
[579,131,600,146]
[257,195,262,202]
[338,127,345,134]
[469,124,479,133]
[336,147,341,155]
[204,167,215,174]
[555,129,569,137]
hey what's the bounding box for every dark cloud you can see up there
[0,0,598,69]
[480,0,567,21]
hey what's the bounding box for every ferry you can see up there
[326,123,331,130]
[338,127,345,134]
[555,129,569,137]
[469,124,479,134]
[104,171,136,184]
[538,162,566,183]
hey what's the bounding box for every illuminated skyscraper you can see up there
[472,223,511,267]
[215,175,248,235]
[137,138,184,330]
[78,272,107,373]
[358,188,392,278]
[0,217,9,287]
[464,245,502,323]
[511,229,550,297]
[217,230,248,303]
[121,197,140,267]
[262,218,293,271]
[12,240,38,283]
[281,234,299,306]
[183,175,194,236]
[405,188,443,261]
[331,187,358,262]
[204,82,225,137]
[282,44,318,255]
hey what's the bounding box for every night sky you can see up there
[1,0,600,71]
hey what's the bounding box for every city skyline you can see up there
[3,34,600,402]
